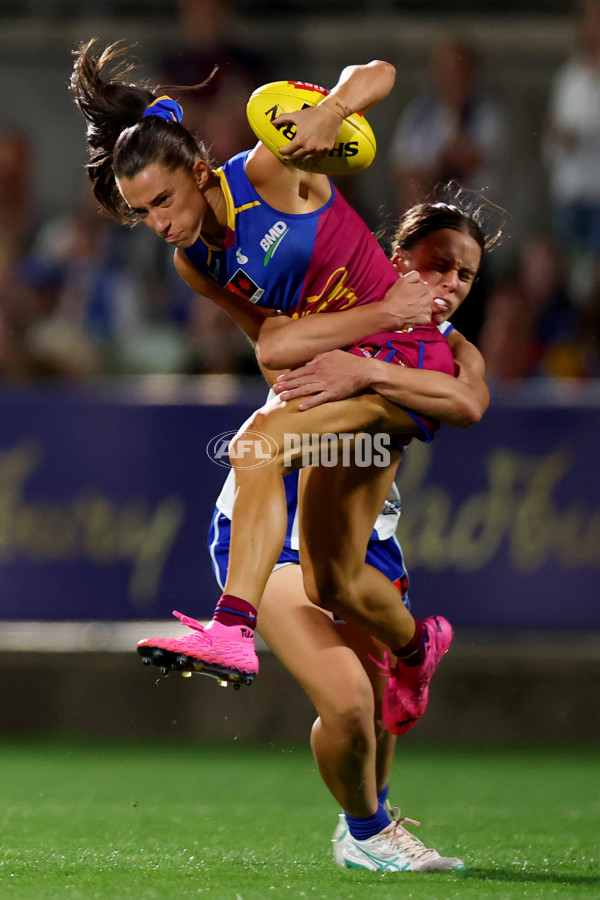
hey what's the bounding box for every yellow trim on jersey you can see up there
[214,167,236,232]
[214,167,261,232]
[236,200,262,214]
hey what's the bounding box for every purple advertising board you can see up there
[0,378,598,631]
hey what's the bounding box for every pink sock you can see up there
[213,594,257,630]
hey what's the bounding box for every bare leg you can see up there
[257,564,381,817]
[336,621,398,794]
[299,455,417,649]
[224,393,420,617]
[224,452,289,608]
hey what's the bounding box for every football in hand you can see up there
[246,80,376,175]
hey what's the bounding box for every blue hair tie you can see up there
[142,95,183,124]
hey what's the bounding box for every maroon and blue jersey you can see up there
[183,149,455,440]
[348,320,456,443]
[183,149,397,317]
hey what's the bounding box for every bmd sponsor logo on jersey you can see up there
[261,220,289,265]
[225,268,264,304]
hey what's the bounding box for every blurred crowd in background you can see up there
[1,0,600,383]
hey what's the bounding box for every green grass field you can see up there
[0,740,597,900]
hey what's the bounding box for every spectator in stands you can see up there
[543,0,600,308]
[0,223,44,381]
[479,232,589,379]
[0,125,33,249]
[156,0,273,166]
[22,190,150,377]
[389,35,505,212]
[22,187,256,378]
[151,0,274,373]
[0,126,55,381]
[389,35,506,346]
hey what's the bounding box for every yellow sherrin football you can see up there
[246,80,376,175]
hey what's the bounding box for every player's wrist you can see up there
[319,96,351,119]
[378,297,410,333]
[367,358,401,396]
[348,355,380,392]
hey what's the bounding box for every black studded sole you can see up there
[137,645,255,688]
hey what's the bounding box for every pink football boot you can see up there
[137,610,258,687]
[382,616,453,735]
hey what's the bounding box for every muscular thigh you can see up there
[257,565,373,714]
[236,393,420,469]
[298,453,402,585]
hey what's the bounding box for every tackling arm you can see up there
[257,272,433,369]
[175,250,433,371]
[273,329,489,428]
[366,329,489,427]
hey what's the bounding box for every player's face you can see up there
[393,228,482,324]
[116,161,210,248]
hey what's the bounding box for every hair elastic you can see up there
[142,95,183,123]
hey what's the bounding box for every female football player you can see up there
[71,41,493,736]
[203,200,490,871]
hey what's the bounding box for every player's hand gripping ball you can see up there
[246,80,376,175]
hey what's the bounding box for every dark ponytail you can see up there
[70,40,207,225]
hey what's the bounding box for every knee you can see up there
[314,680,375,752]
[340,700,375,755]
[302,567,360,617]
[228,421,278,472]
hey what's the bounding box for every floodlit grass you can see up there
[0,740,597,899]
